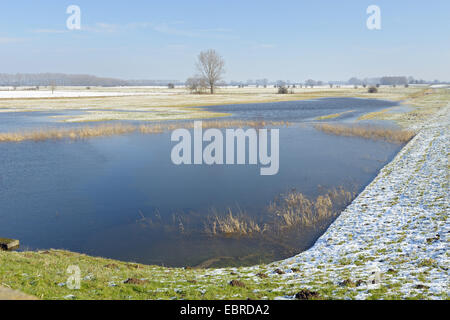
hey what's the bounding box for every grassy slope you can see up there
[0,87,447,300]
[0,249,326,300]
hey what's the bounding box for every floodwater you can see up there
[0,98,405,267]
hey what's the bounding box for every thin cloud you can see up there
[81,22,119,33]
[32,29,67,34]
[81,22,151,33]
[30,21,234,39]
[167,44,188,50]
[32,23,121,34]
[125,22,152,29]
[153,23,200,37]
[257,43,276,48]
[0,37,25,43]
[153,22,237,39]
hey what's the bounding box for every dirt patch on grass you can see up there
[229,280,246,288]
[124,278,148,285]
[294,289,320,300]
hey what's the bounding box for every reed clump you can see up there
[203,187,355,238]
[138,124,165,134]
[139,120,289,132]
[134,187,355,239]
[0,120,290,143]
[204,209,268,237]
[267,187,354,230]
[0,124,136,142]
[314,123,415,143]
[202,120,289,129]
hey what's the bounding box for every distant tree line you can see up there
[380,76,408,86]
[0,73,183,87]
[346,76,442,86]
[0,73,127,87]
[1,72,444,88]
[127,79,184,86]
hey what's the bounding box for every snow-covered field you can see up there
[0,90,175,99]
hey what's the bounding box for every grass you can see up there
[0,86,431,122]
[134,187,354,242]
[0,124,137,142]
[203,187,355,237]
[0,120,290,143]
[1,86,444,126]
[205,209,264,237]
[5,247,436,300]
[267,187,354,230]
[0,249,325,300]
[315,110,355,120]
[357,108,391,121]
[0,86,445,125]
[314,123,416,144]
[356,88,449,127]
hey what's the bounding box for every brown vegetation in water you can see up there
[139,120,289,133]
[204,208,267,237]
[0,124,136,142]
[0,120,290,143]
[203,187,355,237]
[267,187,354,230]
[314,123,415,144]
[137,187,355,239]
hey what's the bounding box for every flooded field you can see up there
[0,98,408,267]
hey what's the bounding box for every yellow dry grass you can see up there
[268,187,354,230]
[357,108,391,121]
[0,86,427,122]
[205,209,265,237]
[315,110,356,120]
[356,88,449,127]
[204,187,355,237]
[0,120,290,143]
[1,86,445,125]
[314,123,416,144]
[0,124,136,142]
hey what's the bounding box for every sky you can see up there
[0,0,449,82]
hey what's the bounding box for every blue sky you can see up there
[0,0,449,81]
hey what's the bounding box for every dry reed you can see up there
[204,208,268,237]
[267,187,354,230]
[0,120,290,143]
[315,110,355,120]
[203,187,355,238]
[314,123,415,143]
[0,124,136,142]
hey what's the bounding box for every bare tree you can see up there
[305,79,316,88]
[262,78,268,88]
[196,49,225,94]
[186,76,208,94]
